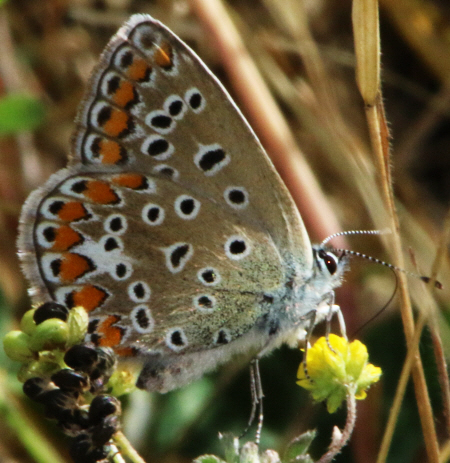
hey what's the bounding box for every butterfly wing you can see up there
[18,15,314,390]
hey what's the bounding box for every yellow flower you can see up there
[297,334,381,413]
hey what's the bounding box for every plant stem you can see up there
[113,431,147,463]
[317,391,357,463]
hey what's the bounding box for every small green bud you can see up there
[27,319,69,352]
[3,331,34,362]
[20,309,37,335]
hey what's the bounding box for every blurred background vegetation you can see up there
[0,0,449,462]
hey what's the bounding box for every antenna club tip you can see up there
[420,276,443,289]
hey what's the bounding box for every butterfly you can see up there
[18,14,347,393]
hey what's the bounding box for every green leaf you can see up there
[0,94,46,135]
[282,430,316,463]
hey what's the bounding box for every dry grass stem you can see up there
[376,314,426,463]
[352,0,380,105]
[353,0,441,461]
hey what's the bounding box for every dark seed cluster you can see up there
[24,303,121,463]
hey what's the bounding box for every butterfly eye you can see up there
[318,250,339,275]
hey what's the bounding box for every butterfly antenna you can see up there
[335,248,442,289]
[321,229,390,246]
[321,229,442,289]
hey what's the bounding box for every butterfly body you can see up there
[18,15,347,393]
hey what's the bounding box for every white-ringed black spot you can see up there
[134,284,145,299]
[71,180,87,194]
[162,242,193,273]
[194,294,217,313]
[43,226,56,243]
[128,281,151,302]
[50,259,62,277]
[104,237,120,251]
[150,138,169,155]
[151,114,172,128]
[214,329,231,345]
[189,93,201,109]
[48,200,65,215]
[142,203,165,226]
[230,241,246,254]
[146,110,175,134]
[224,186,249,209]
[163,95,186,120]
[119,49,133,68]
[194,144,230,176]
[166,328,188,351]
[169,99,183,116]
[111,262,132,281]
[171,245,189,267]
[174,195,201,220]
[185,88,205,113]
[104,214,127,235]
[141,135,174,160]
[197,267,221,286]
[106,74,120,95]
[225,235,251,260]
[96,105,112,127]
[116,264,127,278]
[130,305,154,334]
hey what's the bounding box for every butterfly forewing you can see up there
[71,15,309,258]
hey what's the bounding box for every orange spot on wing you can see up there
[127,58,151,82]
[72,285,108,312]
[99,139,126,164]
[59,253,95,282]
[112,174,146,189]
[52,225,83,251]
[98,315,123,347]
[58,202,90,222]
[102,109,131,137]
[154,42,173,69]
[113,81,136,108]
[84,180,119,204]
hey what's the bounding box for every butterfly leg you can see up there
[240,358,264,445]
[322,292,347,354]
[295,309,317,382]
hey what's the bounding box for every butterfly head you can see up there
[311,245,349,290]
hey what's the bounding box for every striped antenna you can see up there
[322,229,442,289]
[321,229,390,246]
